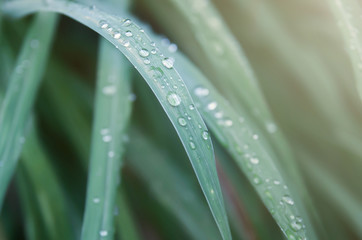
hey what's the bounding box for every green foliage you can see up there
[1,0,362,239]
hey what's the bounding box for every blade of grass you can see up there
[327,0,362,101]
[81,39,132,240]
[0,12,58,208]
[20,125,75,240]
[132,21,314,239]
[2,2,232,239]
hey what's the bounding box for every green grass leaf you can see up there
[327,0,362,101]
[81,39,132,240]
[2,1,232,239]
[0,12,58,208]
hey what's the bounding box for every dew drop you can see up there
[189,141,196,149]
[162,57,174,69]
[214,111,223,119]
[99,230,108,237]
[202,131,209,140]
[122,41,130,47]
[112,31,121,39]
[253,134,259,140]
[250,157,259,165]
[139,48,150,57]
[189,104,195,110]
[167,92,181,106]
[103,85,117,95]
[210,189,215,194]
[122,19,132,27]
[103,135,112,142]
[99,20,108,29]
[266,122,277,133]
[207,101,217,110]
[93,198,100,203]
[143,58,151,65]
[273,180,281,185]
[178,117,187,126]
[151,49,157,54]
[224,119,233,127]
[125,30,133,37]
[108,151,115,158]
[168,43,178,53]
[290,221,303,231]
[253,175,262,185]
[194,87,209,97]
[282,195,294,205]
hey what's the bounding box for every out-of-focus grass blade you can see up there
[115,185,140,240]
[3,2,232,238]
[16,166,48,240]
[300,152,362,238]
[0,12,58,208]
[127,126,221,240]
[327,0,362,101]
[20,125,75,240]
[81,39,132,240]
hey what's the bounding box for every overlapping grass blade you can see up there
[20,125,75,240]
[327,0,362,101]
[0,12,58,208]
[2,1,232,238]
[81,39,132,240]
[129,21,313,239]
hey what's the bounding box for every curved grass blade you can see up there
[81,39,132,240]
[2,1,232,239]
[0,12,58,208]
[20,125,75,240]
[327,0,362,101]
[132,22,314,240]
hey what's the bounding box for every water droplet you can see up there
[202,131,209,140]
[99,230,108,237]
[162,57,174,69]
[103,135,112,142]
[189,104,195,110]
[286,230,297,240]
[103,85,117,95]
[253,175,262,185]
[168,43,178,53]
[139,48,149,57]
[189,141,196,149]
[99,20,108,29]
[125,30,133,37]
[194,87,209,97]
[112,31,121,39]
[282,195,294,205]
[93,198,100,203]
[178,117,187,126]
[210,189,215,194]
[250,157,259,164]
[108,151,115,158]
[207,101,217,110]
[273,180,281,185]
[266,122,277,133]
[290,221,303,231]
[151,49,157,54]
[214,111,223,119]
[167,92,181,106]
[122,41,130,47]
[143,58,150,65]
[129,93,137,101]
[122,19,132,27]
[253,134,259,140]
[224,119,233,127]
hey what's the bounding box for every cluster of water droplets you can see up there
[192,84,306,238]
